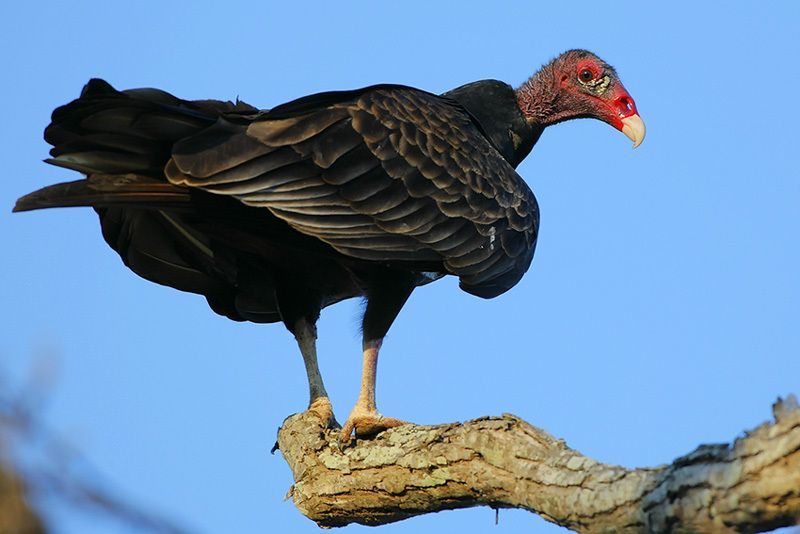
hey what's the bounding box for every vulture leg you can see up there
[278,283,337,428]
[339,271,416,444]
[293,317,338,428]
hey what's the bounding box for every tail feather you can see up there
[42,78,259,179]
[47,128,163,156]
[45,150,166,174]
[13,174,192,213]
[13,79,283,324]
[43,80,212,177]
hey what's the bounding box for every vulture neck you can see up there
[516,62,581,127]
[444,80,539,168]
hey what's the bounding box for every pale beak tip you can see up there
[621,114,646,149]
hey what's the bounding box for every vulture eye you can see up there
[579,69,594,82]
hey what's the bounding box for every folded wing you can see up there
[166,87,539,298]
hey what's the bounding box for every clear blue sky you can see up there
[1,2,798,533]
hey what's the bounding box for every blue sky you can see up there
[1,2,798,533]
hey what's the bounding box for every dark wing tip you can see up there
[12,180,83,213]
[13,191,42,213]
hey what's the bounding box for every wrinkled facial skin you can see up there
[516,49,646,147]
[564,53,645,148]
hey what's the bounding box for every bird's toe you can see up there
[306,396,340,429]
[338,411,408,446]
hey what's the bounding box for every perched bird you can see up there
[15,49,644,443]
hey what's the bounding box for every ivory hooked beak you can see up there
[621,114,646,149]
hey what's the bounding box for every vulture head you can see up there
[516,49,646,148]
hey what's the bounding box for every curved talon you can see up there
[338,420,356,448]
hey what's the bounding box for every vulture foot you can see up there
[307,396,340,429]
[338,409,407,446]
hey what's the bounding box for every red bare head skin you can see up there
[516,49,645,147]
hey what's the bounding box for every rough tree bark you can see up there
[276,395,800,533]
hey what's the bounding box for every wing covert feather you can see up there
[166,87,538,297]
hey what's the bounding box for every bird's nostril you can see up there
[616,96,635,117]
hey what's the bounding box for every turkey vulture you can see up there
[14,49,644,443]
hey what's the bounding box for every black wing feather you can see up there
[166,87,538,297]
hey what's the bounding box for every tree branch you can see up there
[276,395,800,533]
